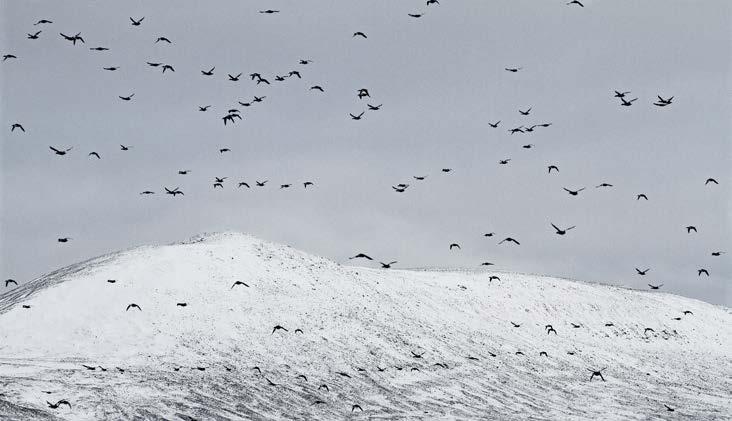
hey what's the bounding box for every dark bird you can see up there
[89,47,109,51]
[614,90,630,98]
[107,279,116,283]
[522,144,534,149]
[295,328,303,334]
[664,405,675,412]
[481,262,495,267]
[5,279,17,287]
[551,223,575,235]
[201,67,215,76]
[499,237,520,245]
[130,17,144,26]
[511,322,521,328]
[427,0,440,4]
[489,121,501,128]
[489,276,500,282]
[350,112,365,120]
[253,96,266,102]
[50,146,72,156]
[139,191,155,195]
[567,0,584,6]
[368,104,382,110]
[505,67,522,72]
[255,180,267,187]
[653,95,674,107]
[636,268,650,275]
[711,251,725,256]
[146,62,162,67]
[571,323,581,328]
[238,182,250,188]
[288,70,301,78]
[337,371,352,378]
[350,253,373,260]
[698,269,709,276]
[540,351,548,357]
[213,183,223,189]
[35,19,53,25]
[303,181,314,188]
[620,97,638,106]
[449,243,461,250]
[164,187,184,196]
[57,237,71,243]
[300,59,313,65]
[519,107,532,115]
[648,284,663,290]
[228,73,242,81]
[411,351,424,359]
[682,310,694,315]
[588,368,607,381]
[256,77,270,85]
[220,148,231,153]
[636,194,648,201]
[508,127,524,135]
[272,325,288,334]
[231,281,249,289]
[27,31,42,39]
[352,405,363,412]
[199,105,211,112]
[296,374,308,382]
[467,356,479,361]
[47,400,71,409]
[88,152,100,159]
[119,93,134,101]
[605,323,614,327]
[408,13,423,18]
[59,32,84,44]
[103,66,119,71]
[380,261,397,268]
[564,187,585,196]
[161,64,174,73]
[499,159,511,165]
[686,226,697,233]
[442,168,452,173]
[126,303,141,311]
[644,327,655,335]
[596,183,613,188]
[310,85,324,92]
[353,32,367,38]
[259,10,280,14]
[280,184,291,189]
[357,88,370,99]
[547,165,559,174]
[120,145,131,151]
[484,232,495,237]
[10,123,25,132]
[178,170,191,175]
[155,37,171,44]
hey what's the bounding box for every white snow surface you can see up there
[0,232,730,420]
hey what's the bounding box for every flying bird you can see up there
[408,13,423,18]
[449,243,461,250]
[489,121,501,128]
[705,178,718,185]
[47,400,71,409]
[648,284,663,290]
[103,66,119,71]
[350,112,365,120]
[10,123,25,132]
[126,303,141,311]
[499,237,520,245]
[272,325,288,334]
[353,32,367,38]
[551,223,575,235]
[35,19,53,25]
[50,146,73,155]
[310,85,324,92]
[201,67,215,76]
[130,17,144,26]
[88,152,100,159]
[89,47,109,51]
[636,268,650,275]
[5,279,17,287]
[505,67,522,72]
[228,73,242,81]
[380,261,397,268]
[199,105,211,112]
[119,93,134,101]
[164,187,184,196]
[548,165,559,173]
[697,269,709,276]
[636,194,648,201]
[620,97,638,106]
[155,37,172,44]
[519,108,532,115]
[564,187,585,196]
[57,237,71,243]
[350,253,373,260]
[259,10,280,14]
[567,0,584,6]
[27,31,42,39]
[686,226,697,233]
[231,281,249,288]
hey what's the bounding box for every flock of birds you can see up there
[0,2,727,417]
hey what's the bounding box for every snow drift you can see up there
[0,232,730,420]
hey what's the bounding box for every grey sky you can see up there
[1,0,730,305]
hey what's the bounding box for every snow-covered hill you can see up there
[1,232,730,420]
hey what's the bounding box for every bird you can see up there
[303,181,314,188]
[413,176,426,180]
[35,19,53,25]
[481,262,495,267]
[161,64,174,73]
[27,31,42,39]
[280,184,291,189]
[511,322,521,328]
[107,279,116,283]
[682,310,693,315]
[353,32,367,38]
[636,268,650,275]
[489,276,500,282]
[636,194,648,201]
[120,145,131,151]
[272,325,288,334]
[547,326,557,335]
[411,351,424,358]
[294,328,303,334]
[299,59,313,65]
[653,95,674,107]
[620,97,638,106]
[256,77,270,85]
[588,368,607,381]
[704,178,718,185]
[59,32,84,44]
[130,17,144,26]
[238,182,250,188]
[567,0,584,6]
[350,112,365,120]
[664,405,675,412]
[310,85,324,92]
[644,327,655,335]
[57,237,71,243]
[296,374,308,382]
[499,237,520,245]
[255,180,267,187]
[380,261,397,268]
[5,279,17,287]
[442,168,452,173]
[50,146,73,155]
[698,269,709,276]
[213,183,223,189]
[337,372,352,378]
[564,187,585,196]
[88,152,100,159]
[686,226,697,233]
[199,105,211,112]
[408,13,424,18]
[357,88,370,99]
[368,104,382,110]
[427,0,440,4]
[711,251,725,256]
[614,90,630,98]
[596,183,613,188]
[164,187,184,196]
[499,159,511,165]
[146,62,162,67]
[522,144,534,149]
[259,10,280,14]
[505,67,522,72]
[89,47,109,51]
[349,253,373,260]
[352,405,363,412]
[139,191,155,195]
[103,66,119,71]
[47,400,72,409]
[10,123,25,132]
[228,73,242,81]
[519,107,532,115]
[449,243,461,250]
[548,165,559,173]
[201,67,215,76]
[489,121,501,128]
[219,148,231,154]
[539,351,548,357]
[288,70,301,79]
[253,96,266,103]
[155,37,172,44]
[126,303,141,311]
[119,93,134,101]
[648,284,663,290]
[551,223,575,235]
[508,127,524,135]
[571,323,581,328]
[231,281,249,289]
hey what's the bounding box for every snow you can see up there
[0,232,730,420]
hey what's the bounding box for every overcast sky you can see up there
[1,0,730,305]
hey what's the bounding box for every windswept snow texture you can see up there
[0,233,730,420]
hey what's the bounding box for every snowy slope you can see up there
[0,232,730,420]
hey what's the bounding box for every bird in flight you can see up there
[686,226,697,233]
[499,237,520,245]
[620,97,638,106]
[27,31,42,39]
[219,148,231,153]
[259,10,280,14]
[120,145,131,151]
[697,268,709,277]
[563,187,585,196]
[588,368,607,381]
[449,243,461,250]
[551,223,575,235]
[303,181,314,188]
[596,183,613,188]
[231,281,249,288]
[161,64,175,73]
[653,95,673,107]
[2,54,17,61]
[350,253,373,260]
[47,400,72,409]
[228,73,242,81]
[548,165,559,173]
[35,19,53,25]
[636,268,650,275]
[155,37,172,44]
[130,17,144,26]
[199,105,211,112]
[201,67,215,76]
[119,93,134,101]
[165,187,184,196]
[567,0,584,6]
[103,66,119,71]
[498,159,511,165]
[5,279,17,287]
[59,32,84,44]
[310,85,324,92]
[614,90,630,98]
[11,123,25,132]
[353,32,367,38]
[711,251,725,256]
[505,67,522,72]
[648,284,663,290]
[380,261,397,268]
[272,325,288,334]
[636,194,648,201]
[704,178,718,185]
[126,303,142,311]
[88,152,100,159]
[89,47,109,51]
[489,121,501,128]
[368,104,382,111]
[519,107,532,115]
[50,146,73,155]
[350,112,365,120]
[408,13,424,18]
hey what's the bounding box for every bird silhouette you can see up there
[231,281,249,289]
[551,223,575,235]
[219,148,231,153]
[272,325,288,334]
[380,261,397,268]
[27,31,42,39]
[353,32,367,38]
[449,243,461,250]
[155,37,172,44]
[161,64,174,73]
[140,191,155,195]
[596,183,613,188]
[238,182,250,188]
[499,159,511,165]
[119,93,134,101]
[350,112,365,120]
[259,10,280,14]
[636,268,650,275]
[511,322,521,328]
[620,97,638,106]
[164,187,184,196]
[664,405,675,412]
[489,276,500,282]
[50,146,73,155]
[47,399,72,409]
[59,32,84,45]
[146,62,162,67]
[548,165,559,173]
[103,66,119,71]
[89,47,109,51]
[704,178,718,185]
[228,73,242,81]
[2,54,17,62]
[519,107,532,115]
[35,19,53,25]
[614,90,630,98]
[310,85,324,92]
[120,145,131,151]
[571,323,581,328]
[686,226,697,233]
[564,187,585,196]
[368,104,382,110]
[588,368,607,381]
[636,194,648,200]
[10,123,25,132]
[648,284,663,290]
[408,13,423,18]
[350,253,373,260]
[201,67,215,76]
[697,269,709,276]
[352,404,363,412]
[711,251,725,256]
[126,304,141,311]
[199,105,211,112]
[505,67,522,72]
[5,279,17,287]
[653,95,673,107]
[499,237,520,245]
[88,152,100,159]
[489,121,501,128]
[130,17,144,26]
[567,0,584,6]
[57,237,71,242]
